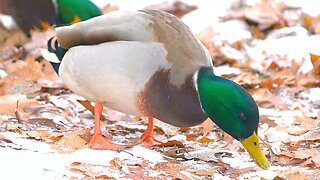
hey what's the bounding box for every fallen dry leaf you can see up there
[304,14,320,34]
[77,99,94,114]
[199,118,215,136]
[0,133,12,143]
[250,25,266,39]
[310,53,320,75]
[154,140,185,148]
[25,118,58,129]
[0,94,39,117]
[164,145,186,158]
[244,0,286,27]
[101,3,119,14]
[0,56,42,96]
[144,0,197,18]
[274,168,316,180]
[1,29,28,46]
[197,136,214,144]
[154,161,190,179]
[272,148,320,167]
[286,141,301,151]
[259,77,285,90]
[194,170,214,176]
[54,131,88,153]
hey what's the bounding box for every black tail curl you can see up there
[47,37,67,61]
[47,37,67,74]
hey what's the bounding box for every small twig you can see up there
[14,100,23,124]
[260,132,273,149]
[119,149,134,156]
[43,168,68,178]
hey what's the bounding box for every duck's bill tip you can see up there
[241,132,270,170]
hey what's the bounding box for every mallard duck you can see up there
[0,0,56,35]
[56,0,102,25]
[41,10,269,169]
[0,0,101,35]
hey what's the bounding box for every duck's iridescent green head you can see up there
[196,67,259,139]
[196,67,269,169]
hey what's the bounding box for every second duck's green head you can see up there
[56,0,102,24]
[195,67,269,169]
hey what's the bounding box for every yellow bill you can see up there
[241,132,270,169]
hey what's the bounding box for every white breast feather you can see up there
[59,41,170,115]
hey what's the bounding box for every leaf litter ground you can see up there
[0,0,319,179]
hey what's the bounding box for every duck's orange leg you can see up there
[129,117,164,147]
[89,100,124,150]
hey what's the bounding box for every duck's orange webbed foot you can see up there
[128,117,164,148]
[89,100,125,151]
[89,133,125,151]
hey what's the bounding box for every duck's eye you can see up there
[239,112,247,121]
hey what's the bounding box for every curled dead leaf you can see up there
[155,140,187,159]
[77,100,94,114]
[165,145,186,158]
[68,162,86,174]
[109,159,121,169]
[184,149,218,162]
[154,140,185,148]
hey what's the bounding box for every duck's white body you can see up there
[47,10,212,127]
[60,41,169,115]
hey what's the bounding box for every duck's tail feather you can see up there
[40,37,67,74]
